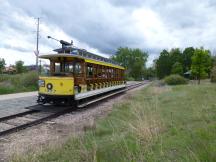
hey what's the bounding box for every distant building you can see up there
[184,70,192,79]
[3,66,16,74]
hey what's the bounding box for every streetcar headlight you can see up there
[46,83,53,90]
[38,80,45,87]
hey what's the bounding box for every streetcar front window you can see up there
[39,59,50,76]
[65,63,73,73]
[51,62,74,76]
[39,58,84,77]
[55,63,60,73]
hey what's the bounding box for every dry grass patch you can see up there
[128,102,163,143]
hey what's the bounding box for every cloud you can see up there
[7,0,156,52]
[1,0,216,66]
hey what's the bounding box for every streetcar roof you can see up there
[39,53,125,70]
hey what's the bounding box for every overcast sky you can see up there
[1,0,216,66]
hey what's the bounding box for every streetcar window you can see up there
[65,63,73,73]
[87,66,93,77]
[55,63,60,73]
[102,68,106,78]
[111,69,114,78]
[97,65,102,78]
[75,63,82,74]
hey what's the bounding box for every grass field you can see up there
[13,82,216,162]
[0,72,38,94]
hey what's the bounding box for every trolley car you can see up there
[37,38,126,105]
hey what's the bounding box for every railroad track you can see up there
[127,82,147,90]
[0,82,147,137]
[0,106,72,137]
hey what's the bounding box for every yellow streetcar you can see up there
[37,37,126,105]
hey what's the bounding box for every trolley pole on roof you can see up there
[35,17,40,72]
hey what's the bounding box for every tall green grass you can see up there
[0,72,38,94]
[12,83,216,162]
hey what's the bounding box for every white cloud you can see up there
[0,48,35,65]
[0,1,109,65]
[132,8,177,48]
[1,0,216,66]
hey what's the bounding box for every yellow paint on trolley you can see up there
[39,76,74,95]
[84,58,124,69]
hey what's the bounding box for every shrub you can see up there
[0,74,10,82]
[10,75,22,86]
[0,86,16,94]
[211,66,216,83]
[126,76,135,81]
[164,74,188,85]
[0,71,38,94]
[20,71,38,87]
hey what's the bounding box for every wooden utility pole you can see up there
[35,18,40,71]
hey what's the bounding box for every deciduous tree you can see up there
[191,48,211,84]
[112,47,148,80]
[15,60,25,74]
[211,66,216,83]
[182,47,195,72]
[171,62,183,75]
[155,49,172,79]
[0,58,6,73]
[170,48,183,65]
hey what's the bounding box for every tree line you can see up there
[111,47,216,83]
[155,47,215,83]
[1,46,215,83]
[0,58,27,74]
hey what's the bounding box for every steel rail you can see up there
[0,108,72,137]
[0,110,39,123]
[126,82,146,90]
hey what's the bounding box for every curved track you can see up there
[0,82,147,137]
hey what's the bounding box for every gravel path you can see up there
[0,82,149,161]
